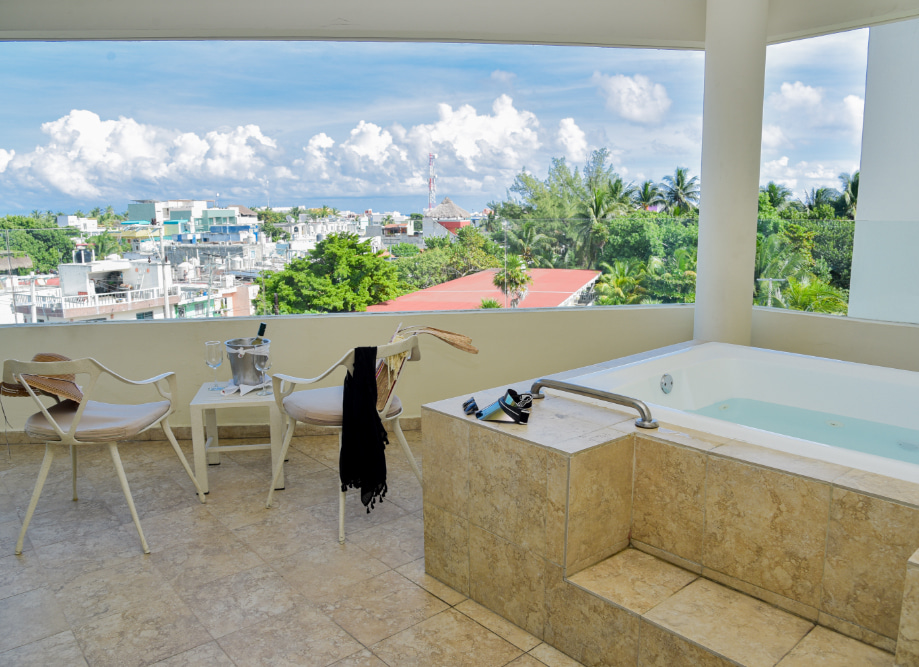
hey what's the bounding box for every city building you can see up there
[56,214,98,232]
[422,197,472,239]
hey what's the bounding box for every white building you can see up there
[56,215,98,232]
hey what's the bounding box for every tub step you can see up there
[566,548,894,666]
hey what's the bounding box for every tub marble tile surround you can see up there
[422,395,919,663]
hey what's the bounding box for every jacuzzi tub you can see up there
[566,342,919,483]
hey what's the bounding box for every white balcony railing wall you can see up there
[13,285,180,312]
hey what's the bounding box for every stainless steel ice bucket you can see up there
[225,337,270,386]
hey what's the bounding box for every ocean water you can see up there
[691,398,919,465]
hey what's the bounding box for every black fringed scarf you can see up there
[340,346,389,512]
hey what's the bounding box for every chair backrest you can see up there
[337,336,421,416]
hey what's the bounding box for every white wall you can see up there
[848,18,919,324]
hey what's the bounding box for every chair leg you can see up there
[108,443,149,554]
[161,419,207,504]
[265,416,297,509]
[71,445,78,501]
[391,418,422,485]
[15,444,57,555]
[337,430,346,544]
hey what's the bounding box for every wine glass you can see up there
[205,341,224,391]
[255,352,272,396]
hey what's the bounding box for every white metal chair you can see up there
[265,336,423,543]
[2,357,206,555]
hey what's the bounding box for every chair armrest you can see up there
[271,349,354,413]
[94,362,177,402]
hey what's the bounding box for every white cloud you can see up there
[760,154,859,198]
[762,124,791,150]
[769,81,823,111]
[557,118,588,163]
[592,73,671,123]
[491,70,516,85]
[0,149,13,173]
[342,121,396,165]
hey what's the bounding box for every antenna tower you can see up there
[428,153,437,210]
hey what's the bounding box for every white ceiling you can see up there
[2,0,919,47]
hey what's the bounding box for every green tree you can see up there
[0,215,78,273]
[605,175,637,215]
[753,234,811,305]
[256,233,404,313]
[90,231,129,257]
[575,188,612,268]
[634,180,664,211]
[661,167,700,214]
[837,171,859,219]
[389,243,420,257]
[492,255,532,308]
[775,276,848,314]
[760,182,793,210]
[506,220,550,267]
[599,217,664,266]
[256,210,289,241]
[479,298,502,309]
[594,260,648,305]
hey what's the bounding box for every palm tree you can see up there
[760,182,793,210]
[574,188,612,268]
[479,298,502,309]
[594,260,648,305]
[838,171,859,218]
[775,276,848,314]
[634,180,664,211]
[91,232,125,258]
[605,176,637,216]
[801,187,838,213]
[660,167,700,215]
[506,220,549,267]
[493,256,533,308]
[753,235,810,305]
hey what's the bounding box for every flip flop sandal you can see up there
[474,389,533,424]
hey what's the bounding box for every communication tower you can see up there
[428,153,437,210]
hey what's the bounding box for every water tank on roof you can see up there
[188,257,200,267]
[74,248,93,264]
[105,254,120,261]
[316,234,324,242]
[176,262,193,280]
[229,257,243,270]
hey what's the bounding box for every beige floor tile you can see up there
[329,648,389,666]
[53,555,166,626]
[217,605,363,667]
[372,608,522,667]
[0,630,87,666]
[0,587,69,652]
[73,592,211,667]
[266,468,347,510]
[15,499,123,548]
[309,491,410,536]
[234,506,338,562]
[508,654,554,667]
[348,510,424,568]
[272,540,390,604]
[33,524,142,584]
[638,621,733,667]
[151,641,236,665]
[455,599,541,651]
[395,558,467,606]
[527,643,584,667]
[180,565,305,638]
[150,532,264,590]
[568,548,697,614]
[321,569,448,645]
[0,552,46,601]
[0,519,31,556]
[132,504,228,551]
[776,626,895,666]
[644,578,814,667]
[96,476,196,521]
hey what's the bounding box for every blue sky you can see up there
[0,31,867,216]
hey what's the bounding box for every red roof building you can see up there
[367,268,600,312]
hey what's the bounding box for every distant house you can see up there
[57,215,98,232]
[367,268,600,312]
[422,197,472,240]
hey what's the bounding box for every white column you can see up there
[693,0,769,344]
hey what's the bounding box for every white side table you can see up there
[190,382,285,494]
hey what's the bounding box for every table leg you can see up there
[205,409,220,465]
[191,408,209,495]
[269,406,285,490]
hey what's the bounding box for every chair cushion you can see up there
[25,399,170,442]
[283,386,402,426]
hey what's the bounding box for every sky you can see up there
[0,31,868,216]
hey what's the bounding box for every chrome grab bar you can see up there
[530,378,659,429]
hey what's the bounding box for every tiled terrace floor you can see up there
[0,432,581,667]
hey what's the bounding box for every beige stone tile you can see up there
[569,548,697,615]
[643,578,813,667]
[527,642,585,666]
[640,426,727,452]
[897,562,919,667]
[329,649,388,666]
[421,409,470,518]
[423,502,469,596]
[630,540,702,575]
[553,427,630,455]
[506,654,553,667]
[33,524,142,584]
[834,469,919,508]
[543,561,639,666]
[703,456,830,608]
[233,505,338,562]
[546,451,568,567]
[97,476,199,522]
[308,490,410,537]
[348,510,424,568]
[817,612,897,653]
[469,427,547,555]
[271,540,390,605]
[712,440,851,484]
[150,532,264,590]
[19,499,123,548]
[469,525,546,638]
[638,620,733,667]
[321,569,448,645]
[395,558,467,606]
[371,608,522,667]
[256,468,343,514]
[0,587,69,653]
[53,555,166,626]
[73,592,211,667]
[131,504,227,550]
[777,626,894,666]
[180,565,305,638]
[0,552,46,601]
[632,437,706,564]
[0,630,88,666]
[456,599,541,651]
[823,488,919,639]
[152,641,235,665]
[217,604,363,667]
[701,567,819,621]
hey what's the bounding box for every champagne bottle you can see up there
[253,322,267,345]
